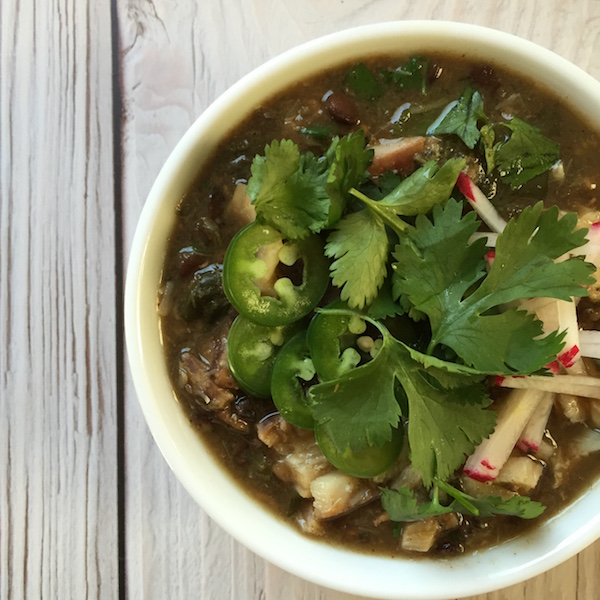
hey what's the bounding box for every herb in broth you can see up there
[426,84,485,149]
[160,53,600,556]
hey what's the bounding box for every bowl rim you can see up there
[125,20,600,600]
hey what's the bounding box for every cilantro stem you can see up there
[436,478,480,516]
[426,338,438,355]
[432,484,440,506]
[349,188,408,235]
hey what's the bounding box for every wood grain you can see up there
[0,0,119,598]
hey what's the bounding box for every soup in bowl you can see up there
[125,21,600,599]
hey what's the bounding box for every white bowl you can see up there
[125,21,600,599]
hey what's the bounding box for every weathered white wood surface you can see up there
[3,0,600,598]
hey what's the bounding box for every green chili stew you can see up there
[159,54,600,556]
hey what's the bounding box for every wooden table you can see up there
[3,1,600,598]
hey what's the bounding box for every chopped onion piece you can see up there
[495,456,544,492]
[572,427,600,455]
[224,182,256,226]
[580,329,600,359]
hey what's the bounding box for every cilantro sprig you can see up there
[326,159,464,309]
[381,479,545,523]
[392,199,595,373]
[427,86,560,188]
[247,132,372,239]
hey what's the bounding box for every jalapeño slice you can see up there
[223,222,329,326]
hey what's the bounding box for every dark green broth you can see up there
[159,53,600,557]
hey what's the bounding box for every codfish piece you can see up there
[257,414,332,498]
[310,471,378,520]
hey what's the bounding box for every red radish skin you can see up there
[457,172,476,201]
[546,360,561,374]
[558,344,581,369]
[517,440,539,453]
[466,464,496,483]
[556,300,582,371]
[519,298,582,372]
[457,173,508,233]
[516,392,554,453]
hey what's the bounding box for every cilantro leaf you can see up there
[494,117,560,189]
[344,63,385,100]
[246,139,299,202]
[247,135,373,239]
[326,210,389,309]
[427,85,486,149]
[344,58,429,100]
[360,171,404,201]
[380,486,454,522]
[308,324,402,451]
[382,57,429,94]
[393,200,595,373]
[400,361,493,486]
[247,140,329,239]
[478,204,592,302]
[471,494,545,519]
[367,275,405,320]
[353,158,464,226]
[376,158,465,216]
[325,131,374,225]
[392,198,488,323]
[300,124,336,140]
[308,314,494,487]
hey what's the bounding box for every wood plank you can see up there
[0,0,119,598]
[118,1,600,598]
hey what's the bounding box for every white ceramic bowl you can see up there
[125,21,600,599]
